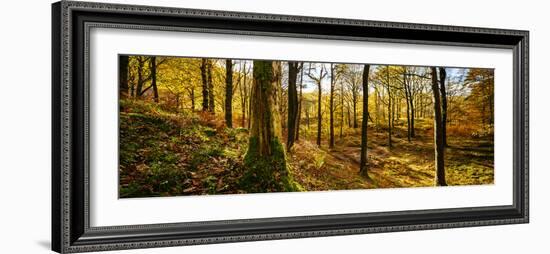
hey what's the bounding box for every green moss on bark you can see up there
[241,137,303,192]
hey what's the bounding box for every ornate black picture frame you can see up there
[52,1,529,253]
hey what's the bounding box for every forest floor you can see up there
[119,100,494,198]
[294,120,494,191]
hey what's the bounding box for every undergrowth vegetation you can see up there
[119,100,248,197]
[120,99,494,198]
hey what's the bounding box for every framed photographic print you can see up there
[51,1,529,253]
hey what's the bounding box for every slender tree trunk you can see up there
[439,67,448,147]
[347,103,352,128]
[405,92,411,143]
[395,96,401,122]
[136,57,144,98]
[340,81,344,139]
[150,57,159,103]
[375,86,380,126]
[419,93,423,118]
[425,94,429,118]
[306,104,310,130]
[419,92,427,119]
[240,61,248,128]
[403,71,411,142]
[225,59,233,128]
[424,92,429,118]
[488,82,494,124]
[317,85,322,146]
[431,67,447,186]
[316,68,324,147]
[386,67,392,148]
[353,95,358,128]
[296,64,304,141]
[200,59,209,111]
[207,60,215,113]
[119,55,129,99]
[241,93,246,127]
[414,95,418,118]
[409,87,415,137]
[248,79,253,129]
[277,65,286,134]
[329,64,336,148]
[391,96,395,130]
[287,62,299,150]
[130,82,135,97]
[360,65,370,176]
[190,87,195,111]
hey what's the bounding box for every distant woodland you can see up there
[119,55,494,198]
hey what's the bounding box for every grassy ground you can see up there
[119,100,494,198]
[364,119,494,187]
[282,118,493,190]
[341,122,492,188]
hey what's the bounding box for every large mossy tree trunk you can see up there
[242,60,301,192]
[431,67,447,186]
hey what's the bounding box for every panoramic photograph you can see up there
[118,55,494,198]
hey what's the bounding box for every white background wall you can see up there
[0,0,546,253]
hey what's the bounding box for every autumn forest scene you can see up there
[118,55,494,198]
